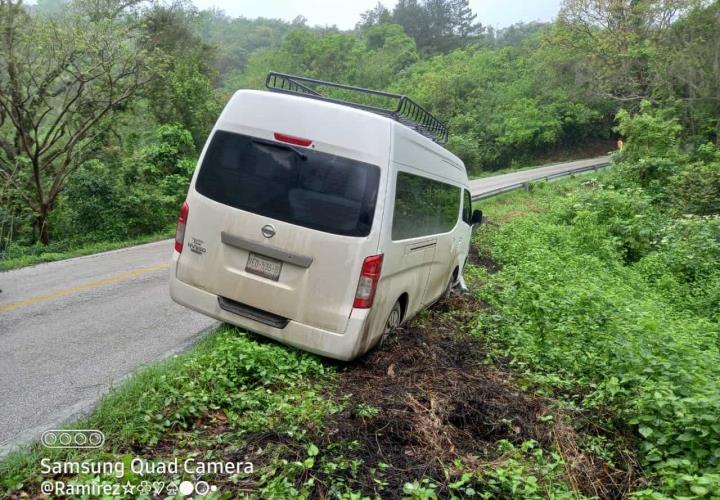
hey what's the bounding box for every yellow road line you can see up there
[0,263,169,314]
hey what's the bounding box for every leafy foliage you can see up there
[95,327,331,447]
[473,108,720,495]
[0,0,155,244]
[0,326,333,494]
[392,39,609,172]
[51,124,195,243]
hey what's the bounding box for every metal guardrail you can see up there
[471,158,611,201]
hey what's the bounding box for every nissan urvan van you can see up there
[169,73,481,360]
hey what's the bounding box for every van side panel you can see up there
[367,123,470,350]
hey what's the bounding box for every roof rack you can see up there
[265,71,448,144]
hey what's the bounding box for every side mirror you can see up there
[471,209,483,225]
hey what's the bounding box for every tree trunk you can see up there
[37,206,50,245]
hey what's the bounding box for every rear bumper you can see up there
[169,259,369,361]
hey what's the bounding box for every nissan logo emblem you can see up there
[261,224,276,238]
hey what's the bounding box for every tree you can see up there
[391,0,483,53]
[0,0,153,244]
[141,2,221,147]
[450,0,480,39]
[357,2,392,31]
[556,0,707,102]
[392,0,427,47]
[360,24,419,87]
[655,1,720,141]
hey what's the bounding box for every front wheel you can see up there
[442,273,455,300]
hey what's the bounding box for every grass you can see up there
[471,172,720,497]
[0,230,174,271]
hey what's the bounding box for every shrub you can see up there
[52,160,128,242]
[474,182,720,497]
[606,157,681,199]
[550,186,663,263]
[614,102,683,163]
[668,161,720,216]
[51,124,196,245]
[635,215,720,321]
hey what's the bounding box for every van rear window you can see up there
[195,131,381,237]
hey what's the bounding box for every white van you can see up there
[169,73,482,360]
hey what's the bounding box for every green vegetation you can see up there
[0,230,172,271]
[1,0,719,497]
[471,106,720,497]
[3,0,718,262]
[1,296,593,499]
[1,326,335,495]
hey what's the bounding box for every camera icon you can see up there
[41,429,105,449]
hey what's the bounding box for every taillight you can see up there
[175,201,189,253]
[354,254,384,309]
[274,132,312,147]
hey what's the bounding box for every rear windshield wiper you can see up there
[252,138,307,161]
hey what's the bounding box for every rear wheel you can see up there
[384,301,402,335]
[378,301,402,347]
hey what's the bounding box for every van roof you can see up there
[219,90,465,178]
[232,89,392,129]
[265,72,449,144]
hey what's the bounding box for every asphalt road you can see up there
[469,156,610,199]
[0,241,216,456]
[0,155,610,457]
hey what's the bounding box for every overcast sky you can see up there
[189,0,563,30]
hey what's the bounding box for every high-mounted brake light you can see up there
[354,254,383,309]
[274,132,312,147]
[175,201,189,253]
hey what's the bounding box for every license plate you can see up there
[245,252,282,281]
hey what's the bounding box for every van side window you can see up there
[392,171,461,240]
[462,189,472,224]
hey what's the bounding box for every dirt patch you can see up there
[333,295,546,458]
[298,293,624,498]
[225,294,546,498]
[210,293,633,498]
[468,244,502,274]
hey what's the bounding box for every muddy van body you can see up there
[170,79,478,360]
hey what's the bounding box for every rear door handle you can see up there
[221,232,313,268]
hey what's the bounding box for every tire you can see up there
[379,301,402,346]
[442,274,455,300]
